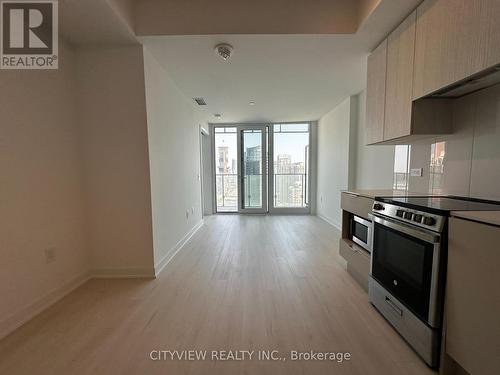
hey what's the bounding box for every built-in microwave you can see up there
[350,215,372,253]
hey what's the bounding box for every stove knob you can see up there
[396,210,404,218]
[373,203,385,211]
[423,216,436,226]
[404,212,413,220]
[413,214,423,223]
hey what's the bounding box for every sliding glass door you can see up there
[239,126,267,213]
[213,123,310,214]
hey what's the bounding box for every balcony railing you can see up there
[216,174,238,212]
[243,174,263,208]
[216,173,309,211]
[273,173,307,208]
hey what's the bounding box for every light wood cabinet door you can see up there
[413,0,500,99]
[446,217,500,375]
[339,239,370,292]
[365,39,387,145]
[384,11,416,141]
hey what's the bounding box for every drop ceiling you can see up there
[62,0,422,123]
[140,0,421,123]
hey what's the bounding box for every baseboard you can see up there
[1,219,206,340]
[154,219,204,277]
[0,271,91,340]
[317,213,342,231]
[91,267,156,279]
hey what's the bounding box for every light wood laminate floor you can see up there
[0,215,436,375]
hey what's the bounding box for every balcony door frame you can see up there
[268,122,311,215]
[237,124,267,214]
[211,122,312,215]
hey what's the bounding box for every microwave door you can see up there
[351,215,372,253]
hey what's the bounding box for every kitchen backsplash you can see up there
[402,84,500,201]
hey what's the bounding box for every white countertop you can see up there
[451,211,500,227]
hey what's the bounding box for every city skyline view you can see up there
[214,125,310,211]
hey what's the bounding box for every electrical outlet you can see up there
[45,247,56,264]
[410,168,423,177]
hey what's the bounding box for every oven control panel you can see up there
[372,202,445,233]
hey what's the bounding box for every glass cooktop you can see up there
[376,196,500,215]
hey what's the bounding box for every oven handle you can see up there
[369,214,441,244]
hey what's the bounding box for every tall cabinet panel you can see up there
[365,40,387,145]
[384,11,416,141]
[446,217,500,375]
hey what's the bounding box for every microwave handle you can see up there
[369,214,441,244]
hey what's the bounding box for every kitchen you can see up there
[334,1,500,374]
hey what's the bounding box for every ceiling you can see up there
[60,0,137,45]
[143,35,369,123]
[134,0,379,35]
[61,0,422,124]
[141,0,421,123]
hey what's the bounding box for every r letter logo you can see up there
[1,0,58,69]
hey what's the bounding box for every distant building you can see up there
[245,146,261,174]
[274,154,306,207]
[217,146,230,174]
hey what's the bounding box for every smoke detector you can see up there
[215,43,233,61]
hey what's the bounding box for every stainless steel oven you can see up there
[368,201,447,368]
[350,215,372,253]
[370,213,443,327]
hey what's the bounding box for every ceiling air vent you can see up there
[193,97,207,106]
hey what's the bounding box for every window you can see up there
[430,141,446,194]
[393,145,411,190]
[272,123,310,208]
[214,127,238,212]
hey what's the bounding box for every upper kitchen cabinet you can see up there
[365,7,454,145]
[384,11,416,140]
[365,11,451,145]
[365,40,387,145]
[413,0,500,99]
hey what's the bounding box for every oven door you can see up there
[370,213,442,327]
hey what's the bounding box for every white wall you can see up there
[142,47,203,272]
[0,41,209,339]
[76,46,155,276]
[0,41,89,338]
[352,90,395,189]
[317,97,356,228]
